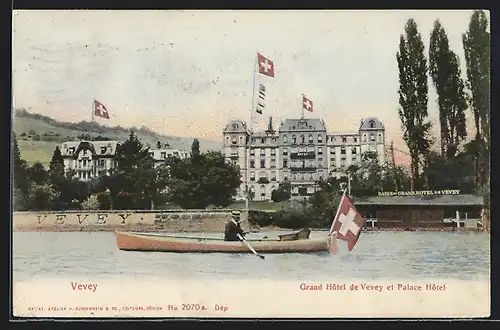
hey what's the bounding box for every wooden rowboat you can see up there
[114,231,329,253]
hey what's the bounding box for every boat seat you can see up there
[279,228,311,241]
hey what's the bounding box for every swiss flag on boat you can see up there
[329,194,365,252]
[257,53,275,77]
[94,100,110,119]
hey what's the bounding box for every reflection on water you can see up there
[13,231,490,282]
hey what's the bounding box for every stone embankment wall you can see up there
[13,210,250,233]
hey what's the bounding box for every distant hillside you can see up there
[13,109,222,167]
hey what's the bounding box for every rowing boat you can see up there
[114,231,329,253]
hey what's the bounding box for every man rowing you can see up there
[224,210,246,241]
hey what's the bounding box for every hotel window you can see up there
[310,174,314,181]
[149,151,154,157]
[352,147,357,154]
[283,135,288,143]
[232,137,237,145]
[240,136,243,143]
[283,160,288,168]
[271,172,277,181]
[260,149,265,156]
[101,147,107,154]
[301,134,305,144]
[340,159,346,168]
[342,137,347,143]
[354,137,358,143]
[161,152,167,159]
[283,148,288,155]
[250,160,255,168]
[69,147,75,154]
[250,149,255,156]
[331,137,335,142]
[370,134,375,141]
[260,159,265,168]
[250,172,255,181]
[330,148,336,155]
[378,133,382,142]
[341,147,346,155]
[292,135,297,144]
[271,159,276,168]
[318,147,323,155]
[370,120,375,128]
[260,185,266,197]
[308,134,313,143]
[318,134,323,143]
[330,157,335,164]
[99,159,106,167]
[363,134,367,142]
[83,159,87,167]
[271,148,276,156]
[261,138,265,144]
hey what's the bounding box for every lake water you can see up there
[12,231,491,282]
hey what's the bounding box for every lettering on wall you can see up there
[37,215,48,224]
[76,214,89,225]
[96,214,108,225]
[154,214,169,223]
[54,214,67,225]
[118,213,132,225]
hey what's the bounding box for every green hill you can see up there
[13,109,223,167]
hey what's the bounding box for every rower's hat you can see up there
[231,210,241,218]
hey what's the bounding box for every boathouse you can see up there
[353,192,486,229]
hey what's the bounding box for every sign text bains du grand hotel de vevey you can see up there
[377,190,461,197]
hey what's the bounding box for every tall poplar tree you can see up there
[396,19,432,190]
[429,20,467,158]
[462,10,490,187]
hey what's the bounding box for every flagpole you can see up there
[246,52,258,212]
[329,188,347,235]
[91,98,94,141]
[301,94,305,119]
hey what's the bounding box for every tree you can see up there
[165,148,241,209]
[271,181,291,202]
[191,138,201,159]
[462,10,490,187]
[396,19,433,190]
[12,133,29,210]
[106,131,157,209]
[429,20,468,158]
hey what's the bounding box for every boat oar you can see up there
[237,234,265,260]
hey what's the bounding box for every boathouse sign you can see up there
[378,189,461,197]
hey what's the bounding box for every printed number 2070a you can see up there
[181,304,207,311]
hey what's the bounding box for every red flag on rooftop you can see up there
[303,95,314,112]
[94,100,110,119]
[329,194,365,252]
[257,53,275,77]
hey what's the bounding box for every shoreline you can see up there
[13,226,485,233]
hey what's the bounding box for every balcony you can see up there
[289,151,315,160]
[290,166,317,172]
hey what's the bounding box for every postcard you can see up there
[11,9,491,319]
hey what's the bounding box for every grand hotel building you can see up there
[223,117,386,201]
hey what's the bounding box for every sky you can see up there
[12,10,488,163]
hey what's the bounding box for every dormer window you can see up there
[101,147,106,154]
[342,137,347,143]
[370,120,375,128]
[308,134,313,143]
[232,124,239,129]
[292,135,297,144]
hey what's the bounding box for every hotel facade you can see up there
[60,140,189,182]
[223,117,386,201]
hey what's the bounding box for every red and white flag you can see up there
[329,194,365,252]
[94,100,110,119]
[257,53,275,77]
[303,95,313,112]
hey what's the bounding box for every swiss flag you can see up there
[94,100,110,119]
[257,53,275,77]
[329,194,365,252]
[303,95,313,112]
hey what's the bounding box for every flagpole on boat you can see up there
[329,188,347,235]
[246,52,258,213]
